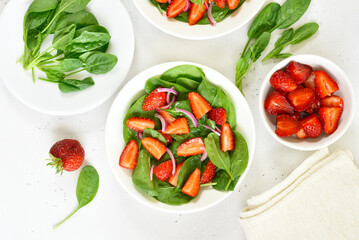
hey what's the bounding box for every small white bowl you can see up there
[259,55,355,151]
[106,62,255,213]
[132,0,265,40]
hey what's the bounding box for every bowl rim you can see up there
[105,61,256,213]
[258,54,355,151]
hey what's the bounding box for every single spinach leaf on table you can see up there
[58,77,94,93]
[160,64,205,83]
[288,22,319,45]
[84,53,118,74]
[274,0,311,30]
[262,28,293,61]
[56,11,99,30]
[143,129,167,145]
[249,32,271,61]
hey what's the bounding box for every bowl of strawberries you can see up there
[259,54,355,151]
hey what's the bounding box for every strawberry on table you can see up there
[157,110,176,124]
[168,161,184,186]
[264,91,295,115]
[314,71,339,98]
[142,88,167,111]
[321,95,344,108]
[275,115,302,137]
[208,108,227,125]
[215,0,225,8]
[158,130,173,145]
[319,107,343,134]
[126,117,155,133]
[220,123,235,152]
[164,117,190,135]
[141,137,167,160]
[269,70,297,93]
[300,114,322,138]
[187,92,212,119]
[188,0,208,26]
[201,160,216,184]
[286,61,313,84]
[287,88,315,112]
[181,168,201,197]
[177,137,205,157]
[226,0,240,9]
[153,160,173,182]
[119,140,139,169]
[167,0,188,18]
[48,139,85,174]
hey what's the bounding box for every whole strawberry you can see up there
[48,139,85,174]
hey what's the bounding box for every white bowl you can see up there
[133,0,265,40]
[259,54,355,151]
[106,61,255,213]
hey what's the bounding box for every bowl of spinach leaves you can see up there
[105,62,255,213]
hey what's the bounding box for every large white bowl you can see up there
[106,62,255,213]
[133,0,265,40]
[259,55,355,151]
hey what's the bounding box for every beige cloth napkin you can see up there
[239,148,359,240]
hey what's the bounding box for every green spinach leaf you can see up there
[58,77,94,93]
[275,0,311,29]
[84,53,118,74]
[143,129,167,145]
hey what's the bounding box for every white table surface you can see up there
[1,0,358,239]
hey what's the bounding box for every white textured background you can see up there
[1,0,359,239]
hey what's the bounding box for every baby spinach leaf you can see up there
[197,78,218,104]
[57,58,83,72]
[160,64,205,83]
[58,0,91,13]
[275,28,294,48]
[78,51,97,62]
[176,156,201,189]
[275,0,311,29]
[229,130,249,179]
[53,165,99,229]
[25,11,51,30]
[154,181,193,205]
[190,0,205,5]
[52,24,76,51]
[249,32,271,61]
[56,11,98,31]
[58,77,94,93]
[65,31,111,53]
[75,25,109,52]
[27,0,58,13]
[148,0,167,14]
[288,22,319,45]
[84,53,118,74]
[143,129,167,145]
[176,77,200,91]
[211,89,236,129]
[212,171,239,191]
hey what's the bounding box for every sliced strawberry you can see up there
[291,112,302,120]
[314,71,339,99]
[119,140,139,169]
[321,95,344,108]
[304,98,321,114]
[166,0,187,18]
[304,71,316,90]
[168,161,184,186]
[177,137,204,157]
[142,88,167,111]
[215,0,225,8]
[208,108,227,125]
[201,161,216,184]
[164,117,190,135]
[158,130,173,145]
[181,168,201,197]
[141,137,167,160]
[319,107,343,134]
[220,123,235,152]
[269,70,297,93]
[286,61,313,84]
[157,110,176,124]
[300,114,322,137]
[153,160,173,182]
[275,115,302,137]
[226,0,240,9]
[126,117,155,133]
[296,128,309,139]
[264,91,295,115]
[187,92,212,119]
[188,0,208,26]
[287,88,315,112]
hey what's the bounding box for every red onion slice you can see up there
[207,1,216,26]
[166,148,176,175]
[149,164,154,181]
[157,87,178,95]
[203,125,221,136]
[166,86,175,104]
[137,132,143,140]
[175,108,198,127]
[200,147,208,162]
[183,0,191,12]
[160,96,176,110]
[215,126,221,134]
[204,1,208,9]
[155,113,168,132]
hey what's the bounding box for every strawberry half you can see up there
[141,137,167,160]
[157,110,176,124]
[181,168,201,197]
[286,61,313,84]
[119,140,139,169]
[164,117,190,135]
[287,88,315,112]
[269,70,297,93]
[296,128,309,139]
[153,160,173,182]
[187,92,212,119]
[275,115,302,137]
[188,0,208,26]
[304,98,321,114]
[321,95,344,108]
[226,0,240,9]
[142,88,167,111]
[304,71,316,90]
[319,107,343,134]
[158,130,173,145]
[201,161,217,184]
[215,0,225,8]
[208,108,227,125]
[177,137,205,157]
[168,161,184,186]
[300,114,322,138]
[264,91,295,115]
[167,0,187,18]
[291,112,302,120]
[126,117,155,133]
[220,123,235,152]
[314,71,339,99]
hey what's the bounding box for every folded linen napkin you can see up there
[239,148,359,240]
